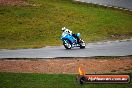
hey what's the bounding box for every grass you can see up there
[0,72,132,88]
[0,0,132,49]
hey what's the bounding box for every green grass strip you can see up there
[0,0,132,49]
[0,72,132,88]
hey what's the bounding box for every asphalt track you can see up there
[75,0,132,10]
[0,39,132,58]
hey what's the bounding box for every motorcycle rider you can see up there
[61,27,80,43]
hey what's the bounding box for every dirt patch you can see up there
[0,0,28,6]
[0,57,132,74]
[110,33,132,40]
[0,0,40,6]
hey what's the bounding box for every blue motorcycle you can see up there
[61,33,85,49]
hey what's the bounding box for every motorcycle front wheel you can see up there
[63,39,72,49]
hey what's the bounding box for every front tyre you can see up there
[63,40,72,49]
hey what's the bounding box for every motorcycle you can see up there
[61,33,85,49]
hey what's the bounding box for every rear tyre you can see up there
[79,39,85,49]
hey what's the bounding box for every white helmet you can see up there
[61,27,66,31]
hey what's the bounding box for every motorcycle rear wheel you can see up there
[79,39,85,49]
